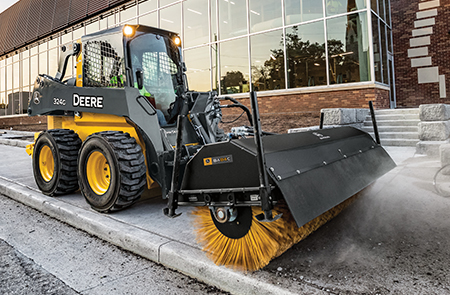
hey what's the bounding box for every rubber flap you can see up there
[233,127,396,227]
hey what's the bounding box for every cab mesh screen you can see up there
[83,40,125,88]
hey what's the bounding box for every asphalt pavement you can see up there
[0,131,449,294]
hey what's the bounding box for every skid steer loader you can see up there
[26,24,396,271]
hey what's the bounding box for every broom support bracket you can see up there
[163,115,185,218]
[250,91,279,221]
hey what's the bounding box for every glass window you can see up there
[219,0,247,40]
[378,0,385,21]
[39,52,48,75]
[107,13,116,28]
[120,4,137,22]
[184,46,211,91]
[160,4,181,33]
[139,0,157,13]
[139,12,158,27]
[7,65,12,91]
[220,37,249,94]
[327,12,370,84]
[49,38,58,49]
[384,0,390,26]
[0,67,5,93]
[326,0,366,16]
[371,13,381,82]
[86,21,99,35]
[31,55,38,83]
[249,0,282,33]
[30,45,38,56]
[160,0,178,7]
[129,33,183,115]
[212,42,219,92]
[13,62,19,89]
[62,32,72,45]
[100,17,108,30]
[387,27,392,52]
[251,29,285,91]
[371,0,377,14]
[0,92,5,114]
[285,0,323,25]
[22,58,29,87]
[49,48,58,77]
[211,0,217,43]
[380,23,388,84]
[39,42,47,53]
[184,0,209,48]
[286,22,326,88]
[73,27,84,40]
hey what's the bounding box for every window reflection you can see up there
[385,0,390,25]
[139,12,158,27]
[220,38,249,94]
[22,58,29,87]
[139,0,157,13]
[49,48,58,77]
[285,0,323,25]
[286,22,326,88]
[184,0,209,48]
[160,4,181,33]
[39,51,48,75]
[160,0,178,7]
[120,5,137,22]
[13,62,19,89]
[184,46,211,91]
[380,22,388,84]
[371,13,382,82]
[219,0,247,40]
[327,12,370,84]
[378,0,385,21]
[251,30,285,91]
[249,0,282,33]
[371,0,377,14]
[326,0,366,16]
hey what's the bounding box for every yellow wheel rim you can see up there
[39,145,55,182]
[86,151,111,195]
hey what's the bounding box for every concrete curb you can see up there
[0,176,313,295]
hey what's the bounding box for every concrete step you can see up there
[363,119,420,127]
[374,108,420,115]
[377,138,419,147]
[362,126,419,133]
[366,113,420,121]
[367,132,419,140]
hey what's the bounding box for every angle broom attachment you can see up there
[191,195,357,272]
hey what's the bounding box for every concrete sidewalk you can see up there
[0,136,449,294]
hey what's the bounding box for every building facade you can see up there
[0,0,393,120]
[391,0,449,107]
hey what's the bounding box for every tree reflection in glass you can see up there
[327,12,370,84]
[286,22,327,88]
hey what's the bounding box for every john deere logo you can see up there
[203,155,233,166]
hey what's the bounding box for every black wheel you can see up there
[77,131,147,213]
[32,129,81,196]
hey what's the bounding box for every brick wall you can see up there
[221,86,389,133]
[0,115,47,131]
[223,86,390,115]
[392,0,450,107]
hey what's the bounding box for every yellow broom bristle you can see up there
[191,195,358,272]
